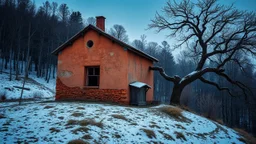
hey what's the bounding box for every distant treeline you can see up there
[0,0,86,81]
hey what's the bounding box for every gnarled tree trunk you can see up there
[170,84,184,104]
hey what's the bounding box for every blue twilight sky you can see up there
[34,0,256,46]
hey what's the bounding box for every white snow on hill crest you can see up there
[0,102,244,144]
[0,72,245,143]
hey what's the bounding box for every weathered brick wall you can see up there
[55,78,129,104]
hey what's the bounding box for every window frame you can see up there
[85,66,100,88]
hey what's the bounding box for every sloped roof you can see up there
[129,81,151,88]
[51,24,158,62]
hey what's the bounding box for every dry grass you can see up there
[79,119,103,128]
[82,134,92,140]
[0,114,6,119]
[71,112,84,117]
[77,107,85,110]
[111,114,128,121]
[215,119,224,125]
[43,105,55,109]
[58,116,64,120]
[66,119,79,125]
[159,106,191,123]
[72,127,89,134]
[140,128,156,139]
[68,139,89,144]
[129,122,138,126]
[160,106,182,118]
[174,131,187,141]
[49,127,60,133]
[66,118,103,128]
[113,133,122,138]
[175,124,186,130]
[234,128,256,144]
[0,90,6,101]
[158,131,174,141]
[149,124,160,129]
[179,105,192,112]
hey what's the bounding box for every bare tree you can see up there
[148,0,256,105]
[58,3,69,24]
[85,17,96,26]
[146,42,158,55]
[109,24,129,43]
[132,34,147,51]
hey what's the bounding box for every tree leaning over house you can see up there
[148,0,256,105]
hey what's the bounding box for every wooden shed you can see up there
[129,82,151,106]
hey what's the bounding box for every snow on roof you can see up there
[129,81,151,88]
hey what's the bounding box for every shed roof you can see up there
[51,24,158,62]
[129,81,151,88]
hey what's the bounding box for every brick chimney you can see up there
[96,16,106,31]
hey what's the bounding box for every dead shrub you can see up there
[71,112,84,117]
[174,131,186,141]
[234,128,256,144]
[68,139,89,144]
[140,128,156,139]
[111,114,128,121]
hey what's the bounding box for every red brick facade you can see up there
[55,78,129,104]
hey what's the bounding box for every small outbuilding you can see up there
[52,16,158,105]
[129,82,151,106]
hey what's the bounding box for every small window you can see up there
[86,67,100,86]
[87,40,94,48]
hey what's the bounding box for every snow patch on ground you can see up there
[0,72,55,100]
[0,103,244,144]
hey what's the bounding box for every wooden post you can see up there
[19,56,31,105]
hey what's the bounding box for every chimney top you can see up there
[96,16,106,19]
[96,16,106,31]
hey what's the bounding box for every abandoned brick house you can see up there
[52,16,158,105]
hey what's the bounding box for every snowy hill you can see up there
[0,102,245,144]
[0,72,55,100]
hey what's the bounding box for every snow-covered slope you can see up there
[0,72,55,100]
[0,103,244,144]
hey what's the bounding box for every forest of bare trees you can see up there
[0,0,85,82]
[0,0,255,136]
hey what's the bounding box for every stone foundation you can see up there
[55,78,128,104]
